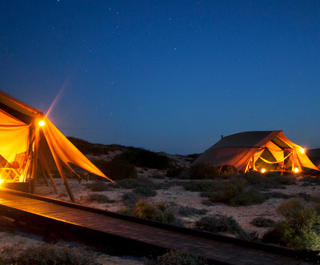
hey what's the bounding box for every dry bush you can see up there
[263,199,320,250]
[135,200,176,224]
[195,215,247,239]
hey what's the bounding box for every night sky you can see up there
[0,0,319,154]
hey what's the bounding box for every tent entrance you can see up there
[246,147,301,174]
[0,118,33,184]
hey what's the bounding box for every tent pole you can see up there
[40,156,58,194]
[31,124,41,193]
[61,172,75,202]
[55,160,75,202]
[29,124,36,193]
[39,163,49,186]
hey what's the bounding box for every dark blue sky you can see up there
[0,0,319,154]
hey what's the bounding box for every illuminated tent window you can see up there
[193,131,318,174]
[0,91,113,201]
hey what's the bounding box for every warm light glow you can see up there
[38,120,45,127]
[261,168,266,174]
[300,147,305,154]
[0,178,3,185]
[294,167,299,173]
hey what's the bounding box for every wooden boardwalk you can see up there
[0,188,314,265]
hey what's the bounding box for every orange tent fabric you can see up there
[194,131,318,172]
[0,91,112,199]
[42,118,107,179]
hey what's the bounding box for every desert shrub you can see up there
[122,192,142,207]
[135,200,176,224]
[195,215,246,238]
[263,200,320,250]
[241,171,295,189]
[209,180,268,206]
[86,180,111,191]
[259,174,295,190]
[229,189,267,206]
[117,177,155,189]
[268,173,295,185]
[166,167,184,178]
[134,185,157,197]
[93,159,137,180]
[190,163,220,179]
[250,217,275,227]
[0,244,97,265]
[87,193,114,203]
[116,178,157,197]
[145,250,208,265]
[183,181,217,193]
[115,148,172,169]
[209,182,243,203]
[178,206,207,217]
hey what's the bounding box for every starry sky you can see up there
[0,0,319,154]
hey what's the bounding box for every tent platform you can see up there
[0,188,316,265]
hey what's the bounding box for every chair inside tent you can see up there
[194,131,319,174]
[0,91,112,201]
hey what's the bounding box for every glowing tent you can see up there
[194,131,319,174]
[0,91,112,201]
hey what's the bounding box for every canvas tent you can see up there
[0,91,112,201]
[194,131,319,173]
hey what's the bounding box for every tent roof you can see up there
[0,91,41,124]
[212,131,281,149]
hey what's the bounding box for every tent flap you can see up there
[41,119,112,182]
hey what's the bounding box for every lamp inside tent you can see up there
[0,91,113,201]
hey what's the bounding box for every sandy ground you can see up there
[33,172,320,238]
[1,151,319,263]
